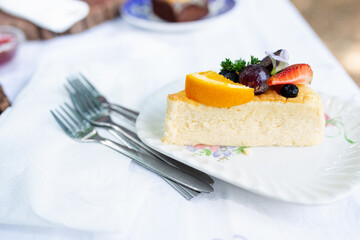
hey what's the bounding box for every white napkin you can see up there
[0,0,89,33]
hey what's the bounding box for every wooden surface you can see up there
[0,0,124,40]
[0,85,10,114]
[291,0,360,87]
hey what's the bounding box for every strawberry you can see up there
[267,64,313,86]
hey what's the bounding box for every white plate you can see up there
[136,80,360,205]
[121,0,236,32]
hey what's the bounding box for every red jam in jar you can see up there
[0,27,24,65]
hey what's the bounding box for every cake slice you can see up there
[151,0,209,22]
[162,85,324,146]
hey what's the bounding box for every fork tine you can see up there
[74,86,105,117]
[75,79,102,108]
[64,84,74,95]
[71,78,91,94]
[50,109,75,138]
[68,78,88,95]
[78,73,100,95]
[66,83,94,116]
[64,102,87,126]
[67,81,98,115]
[71,79,102,109]
[74,74,139,122]
[70,93,88,114]
[78,87,101,111]
[55,109,76,133]
[65,84,85,112]
[70,91,98,118]
[67,76,96,104]
[60,105,83,130]
[67,79,84,97]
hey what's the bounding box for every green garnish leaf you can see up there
[220,55,261,73]
[233,59,247,72]
[220,58,234,71]
[249,56,261,64]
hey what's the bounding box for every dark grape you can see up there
[219,69,239,83]
[238,64,270,95]
[260,49,282,72]
[280,84,299,98]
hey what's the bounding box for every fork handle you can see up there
[109,106,137,124]
[104,104,214,184]
[106,106,214,184]
[96,137,213,193]
[108,129,199,199]
[110,103,139,116]
[163,178,198,200]
[108,120,214,185]
[109,104,139,121]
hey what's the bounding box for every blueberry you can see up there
[219,69,239,83]
[280,84,299,98]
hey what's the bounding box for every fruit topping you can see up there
[261,49,289,75]
[260,49,281,72]
[280,84,299,98]
[238,64,270,95]
[219,69,239,83]
[185,71,254,107]
[267,64,313,86]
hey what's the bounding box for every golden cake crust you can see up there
[168,85,319,106]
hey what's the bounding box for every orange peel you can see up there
[185,71,254,107]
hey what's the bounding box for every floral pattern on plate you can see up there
[186,144,248,161]
[324,113,357,144]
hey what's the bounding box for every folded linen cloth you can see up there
[0,0,89,33]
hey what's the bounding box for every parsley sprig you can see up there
[220,56,261,73]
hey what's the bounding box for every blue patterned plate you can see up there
[121,0,236,31]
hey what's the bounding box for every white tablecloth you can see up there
[1,0,360,239]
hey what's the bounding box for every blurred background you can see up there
[291,0,360,86]
[0,0,359,88]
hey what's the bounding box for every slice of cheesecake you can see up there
[162,85,324,146]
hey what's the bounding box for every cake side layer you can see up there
[163,87,325,146]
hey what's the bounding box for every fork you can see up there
[54,105,198,201]
[50,103,213,197]
[77,73,138,122]
[65,88,207,198]
[67,84,215,186]
[65,81,203,199]
[66,75,214,185]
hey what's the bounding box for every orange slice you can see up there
[185,71,254,107]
